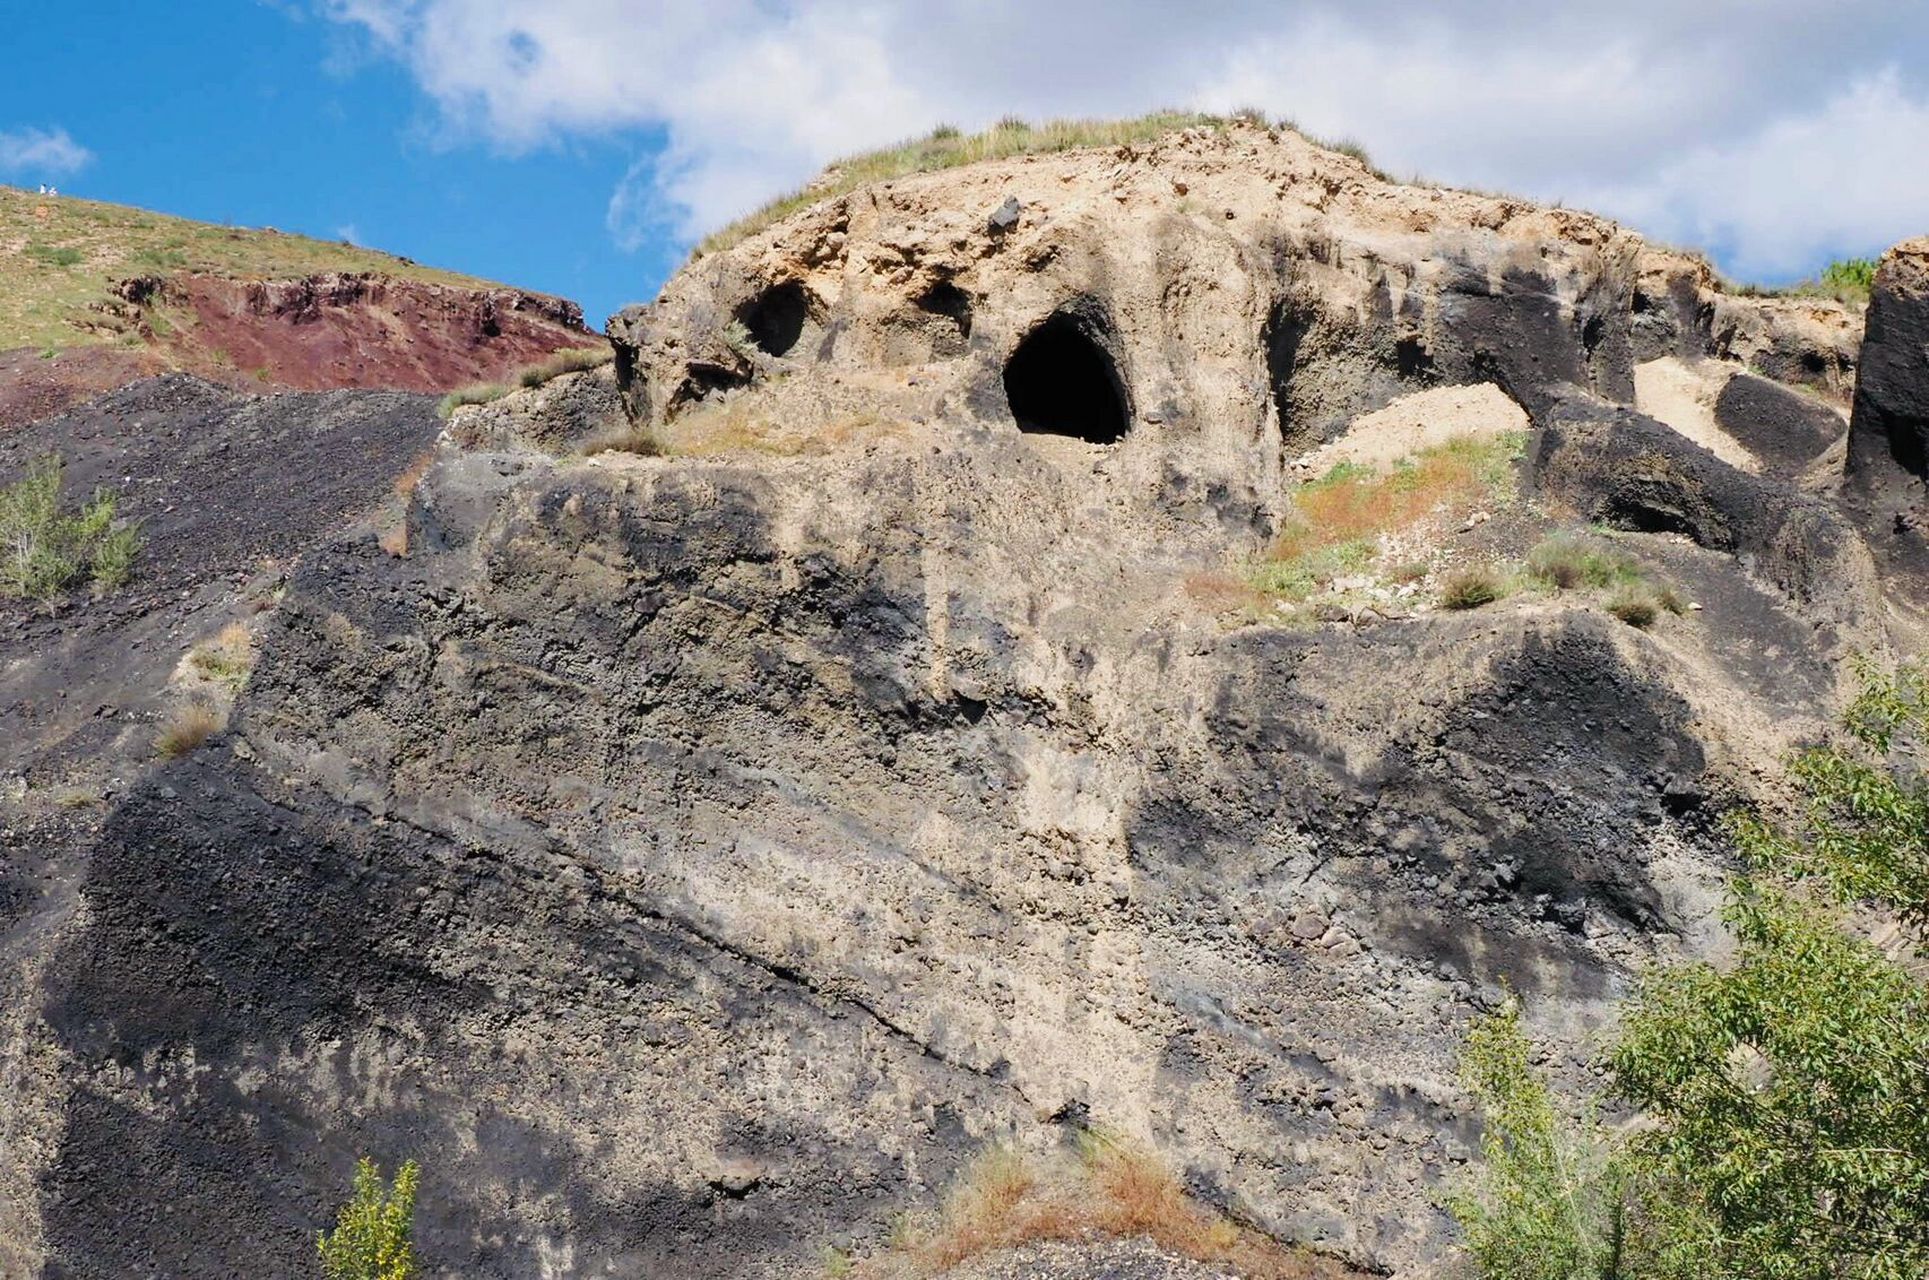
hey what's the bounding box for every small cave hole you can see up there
[917,280,973,339]
[736,281,810,357]
[1264,301,1312,440]
[1002,312,1130,444]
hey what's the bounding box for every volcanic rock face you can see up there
[3,123,1915,1278]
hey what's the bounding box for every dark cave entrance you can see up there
[1002,312,1129,444]
[737,281,810,357]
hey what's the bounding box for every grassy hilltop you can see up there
[0,185,500,353]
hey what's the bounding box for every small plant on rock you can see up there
[318,1157,421,1280]
[1441,566,1506,610]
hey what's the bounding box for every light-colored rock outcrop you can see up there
[5,122,1916,1279]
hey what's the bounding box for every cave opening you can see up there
[1002,312,1129,444]
[736,281,810,357]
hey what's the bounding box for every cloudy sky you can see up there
[4,2,1926,325]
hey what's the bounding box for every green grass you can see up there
[0,184,513,353]
[435,382,508,420]
[0,455,141,602]
[1523,533,1685,627]
[694,111,1396,260]
[1252,433,1525,606]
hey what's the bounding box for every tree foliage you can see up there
[1610,663,1929,1280]
[318,1157,420,1280]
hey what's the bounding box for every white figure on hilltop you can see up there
[36,184,46,195]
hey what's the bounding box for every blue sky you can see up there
[0,2,679,326]
[5,2,1928,330]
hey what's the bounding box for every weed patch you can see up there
[1523,534,1686,627]
[435,382,507,419]
[1252,433,1522,612]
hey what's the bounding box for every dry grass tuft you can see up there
[517,344,613,389]
[1439,566,1507,610]
[580,420,666,458]
[435,381,508,420]
[154,703,223,759]
[188,621,254,686]
[862,1137,1355,1280]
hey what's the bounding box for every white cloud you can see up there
[0,126,94,179]
[319,0,1929,280]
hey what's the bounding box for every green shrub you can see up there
[1818,257,1880,303]
[1441,566,1506,610]
[1449,1002,1626,1280]
[0,455,142,601]
[318,1157,421,1280]
[1612,662,1929,1280]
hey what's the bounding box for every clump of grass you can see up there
[516,344,612,389]
[188,622,254,687]
[1524,535,1644,591]
[25,243,83,268]
[435,382,507,420]
[154,703,223,759]
[1605,589,1658,628]
[0,455,142,602]
[720,318,760,361]
[873,1136,1340,1279]
[1524,533,1687,627]
[580,420,665,458]
[1440,566,1507,610]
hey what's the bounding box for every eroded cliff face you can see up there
[7,122,1924,1279]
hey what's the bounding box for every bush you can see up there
[1603,588,1658,628]
[0,455,142,602]
[1441,566,1506,610]
[1611,662,1929,1280]
[1448,1002,1626,1280]
[318,1157,421,1280]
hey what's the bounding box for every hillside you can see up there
[3,118,1924,1278]
[0,185,597,423]
[0,184,498,351]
